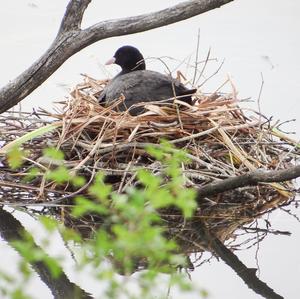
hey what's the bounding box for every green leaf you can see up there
[46,166,70,184]
[11,288,31,299]
[94,230,111,256]
[175,189,197,218]
[43,147,64,160]
[7,147,24,169]
[137,169,161,189]
[23,167,40,182]
[60,227,82,243]
[149,189,174,208]
[0,123,60,155]
[0,270,14,283]
[71,175,86,187]
[200,289,209,298]
[39,216,58,232]
[89,183,112,202]
[43,256,62,278]
[11,231,62,279]
[72,196,108,217]
[145,145,164,160]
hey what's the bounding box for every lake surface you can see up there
[0,0,299,298]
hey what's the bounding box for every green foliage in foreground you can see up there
[1,142,207,299]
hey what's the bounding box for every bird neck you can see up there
[118,64,145,76]
[122,59,146,74]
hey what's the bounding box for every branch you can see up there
[80,0,234,43]
[196,165,300,203]
[194,222,284,299]
[0,208,93,299]
[0,0,234,114]
[58,0,91,35]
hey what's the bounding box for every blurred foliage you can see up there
[7,146,26,169]
[1,141,207,299]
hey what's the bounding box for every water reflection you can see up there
[1,0,300,298]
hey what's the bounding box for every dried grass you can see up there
[0,75,299,260]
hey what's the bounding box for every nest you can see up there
[0,75,299,267]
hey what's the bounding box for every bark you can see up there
[0,0,233,113]
[196,164,300,203]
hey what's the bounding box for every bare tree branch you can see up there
[196,165,300,203]
[80,0,233,43]
[58,0,91,35]
[0,0,233,114]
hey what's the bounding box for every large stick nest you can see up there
[0,75,299,264]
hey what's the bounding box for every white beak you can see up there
[105,57,116,65]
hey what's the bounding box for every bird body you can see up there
[99,46,196,115]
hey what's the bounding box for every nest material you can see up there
[0,75,299,257]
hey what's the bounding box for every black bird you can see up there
[99,45,196,115]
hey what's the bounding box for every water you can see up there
[0,0,299,298]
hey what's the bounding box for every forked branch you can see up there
[0,0,233,113]
[58,0,92,34]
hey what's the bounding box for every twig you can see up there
[192,28,201,85]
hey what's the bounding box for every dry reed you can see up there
[0,75,299,263]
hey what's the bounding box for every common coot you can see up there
[99,45,196,115]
